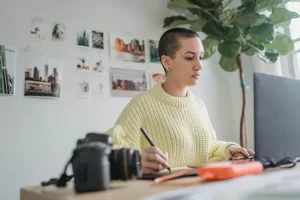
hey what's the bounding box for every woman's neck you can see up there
[162,79,188,98]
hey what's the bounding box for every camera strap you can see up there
[41,152,77,187]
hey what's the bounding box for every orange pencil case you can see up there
[154,161,264,185]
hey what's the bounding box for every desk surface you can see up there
[20,165,300,200]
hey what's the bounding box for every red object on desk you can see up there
[154,161,264,184]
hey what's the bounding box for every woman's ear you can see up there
[161,55,171,71]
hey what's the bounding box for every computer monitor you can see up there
[254,72,300,162]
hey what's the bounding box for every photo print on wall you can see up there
[92,31,104,49]
[76,53,90,73]
[109,32,145,63]
[52,23,66,43]
[24,50,63,99]
[30,18,47,41]
[110,67,147,98]
[90,51,105,75]
[76,73,91,99]
[93,78,106,99]
[150,72,166,88]
[149,39,160,63]
[77,27,90,47]
[0,45,16,96]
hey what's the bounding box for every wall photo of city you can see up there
[24,51,63,99]
[0,45,16,96]
[110,67,147,98]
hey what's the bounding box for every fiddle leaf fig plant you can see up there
[163,0,300,148]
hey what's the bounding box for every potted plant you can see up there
[163,0,300,148]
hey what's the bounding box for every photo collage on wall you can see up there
[0,17,165,100]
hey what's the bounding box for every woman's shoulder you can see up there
[123,89,155,110]
[193,96,206,108]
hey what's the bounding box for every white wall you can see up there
[0,1,236,200]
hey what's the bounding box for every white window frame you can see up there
[285,2,300,79]
[292,38,300,79]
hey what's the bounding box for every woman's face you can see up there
[162,37,204,87]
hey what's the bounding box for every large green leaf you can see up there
[167,0,200,9]
[218,40,241,57]
[265,34,294,55]
[246,39,265,51]
[163,16,191,28]
[219,56,238,72]
[190,19,206,31]
[232,12,270,27]
[243,46,257,56]
[258,49,279,63]
[202,36,219,59]
[189,0,215,9]
[219,9,238,26]
[202,21,225,39]
[248,23,275,44]
[270,8,300,26]
[255,0,283,11]
[242,0,254,3]
[226,26,241,40]
[211,0,222,4]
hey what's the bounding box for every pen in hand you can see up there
[140,128,171,173]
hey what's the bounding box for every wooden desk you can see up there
[20,165,300,200]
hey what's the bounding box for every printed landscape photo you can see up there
[110,32,145,63]
[150,72,166,87]
[24,50,63,99]
[110,67,147,97]
[0,45,16,95]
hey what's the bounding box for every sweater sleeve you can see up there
[197,98,239,161]
[105,97,143,152]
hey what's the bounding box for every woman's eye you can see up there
[186,57,193,60]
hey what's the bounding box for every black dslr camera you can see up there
[41,132,142,193]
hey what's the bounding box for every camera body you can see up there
[72,141,111,192]
[72,132,142,193]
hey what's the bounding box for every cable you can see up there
[257,157,300,169]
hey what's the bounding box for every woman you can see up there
[106,27,254,174]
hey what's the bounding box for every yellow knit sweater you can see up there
[105,82,237,167]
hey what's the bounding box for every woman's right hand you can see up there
[141,146,170,174]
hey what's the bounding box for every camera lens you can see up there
[109,148,142,180]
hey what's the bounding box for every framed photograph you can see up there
[52,23,66,43]
[109,32,145,63]
[150,72,166,88]
[24,50,63,99]
[30,18,47,41]
[0,45,16,96]
[76,53,90,72]
[92,77,107,99]
[90,51,106,75]
[76,73,90,99]
[92,31,104,49]
[149,39,160,63]
[77,27,90,47]
[110,67,147,97]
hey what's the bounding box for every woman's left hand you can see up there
[225,145,255,160]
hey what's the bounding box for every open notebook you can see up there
[139,167,198,180]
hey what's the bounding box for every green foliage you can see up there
[163,0,300,72]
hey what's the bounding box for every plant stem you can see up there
[236,53,246,148]
[198,7,220,24]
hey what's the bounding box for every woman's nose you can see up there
[194,61,202,71]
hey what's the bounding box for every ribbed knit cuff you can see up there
[214,142,240,159]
